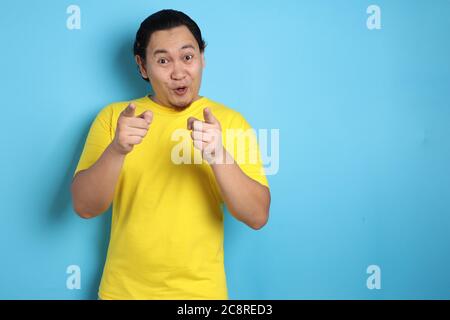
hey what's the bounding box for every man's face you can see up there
[136,25,205,109]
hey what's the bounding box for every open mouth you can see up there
[173,86,188,96]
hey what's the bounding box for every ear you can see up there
[135,55,149,80]
[201,52,206,69]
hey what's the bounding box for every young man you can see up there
[71,9,270,300]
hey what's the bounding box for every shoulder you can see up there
[94,100,135,123]
[99,100,130,115]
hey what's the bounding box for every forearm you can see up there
[211,148,271,230]
[71,143,126,218]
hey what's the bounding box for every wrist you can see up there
[210,146,234,167]
[108,142,127,158]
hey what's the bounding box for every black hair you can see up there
[133,9,206,82]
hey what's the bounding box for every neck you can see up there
[149,94,202,111]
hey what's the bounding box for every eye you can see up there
[184,54,194,61]
[158,58,169,64]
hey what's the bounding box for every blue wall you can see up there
[1,0,449,299]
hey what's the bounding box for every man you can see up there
[71,9,270,300]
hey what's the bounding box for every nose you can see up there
[170,60,186,81]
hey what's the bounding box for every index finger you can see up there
[126,117,150,129]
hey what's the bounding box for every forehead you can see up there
[148,25,199,53]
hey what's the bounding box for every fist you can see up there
[111,103,153,155]
[187,107,224,164]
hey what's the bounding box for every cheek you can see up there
[188,63,203,82]
[149,68,170,86]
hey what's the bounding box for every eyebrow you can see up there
[153,44,196,56]
[180,44,195,51]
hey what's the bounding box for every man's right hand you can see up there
[111,103,153,155]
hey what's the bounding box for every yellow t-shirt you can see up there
[73,94,269,299]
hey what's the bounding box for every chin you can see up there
[171,95,193,109]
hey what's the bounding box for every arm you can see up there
[71,143,126,218]
[211,147,271,230]
[188,108,271,230]
[71,103,153,219]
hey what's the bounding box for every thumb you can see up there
[203,107,218,125]
[122,103,136,117]
[137,110,153,124]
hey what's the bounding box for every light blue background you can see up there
[1,0,449,299]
